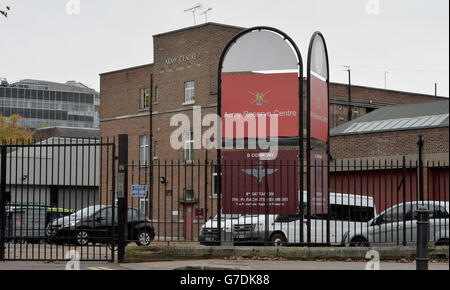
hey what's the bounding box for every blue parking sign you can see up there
[131,185,147,197]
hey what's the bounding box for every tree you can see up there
[0,6,10,18]
[0,114,34,145]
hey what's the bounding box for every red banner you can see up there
[222,150,298,215]
[222,73,299,138]
[310,151,328,215]
[310,73,328,142]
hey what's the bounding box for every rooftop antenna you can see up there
[184,3,202,25]
[199,8,212,23]
[384,71,389,89]
[342,65,352,121]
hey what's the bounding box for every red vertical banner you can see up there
[310,151,328,214]
[307,32,330,216]
[310,73,329,142]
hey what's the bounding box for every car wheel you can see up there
[46,223,57,238]
[270,233,287,247]
[350,237,369,247]
[76,230,89,246]
[137,230,151,246]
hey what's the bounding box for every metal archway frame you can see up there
[306,31,331,244]
[216,26,304,244]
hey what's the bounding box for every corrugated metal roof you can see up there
[331,100,449,136]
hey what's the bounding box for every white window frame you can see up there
[153,141,159,160]
[94,95,100,106]
[154,87,159,105]
[139,197,149,216]
[140,135,149,166]
[211,168,219,199]
[353,107,359,118]
[139,88,150,110]
[184,81,195,104]
[184,131,194,163]
[338,105,344,121]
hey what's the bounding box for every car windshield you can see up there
[72,205,105,219]
[212,214,240,220]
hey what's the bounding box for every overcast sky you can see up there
[0,0,448,97]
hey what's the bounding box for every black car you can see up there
[46,205,155,246]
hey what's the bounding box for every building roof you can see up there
[331,100,449,136]
[99,63,153,77]
[4,137,100,187]
[34,126,100,139]
[152,22,245,38]
[11,79,99,95]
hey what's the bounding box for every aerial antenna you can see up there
[199,8,212,23]
[184,3,202,25]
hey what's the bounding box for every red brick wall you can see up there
[330,127,449,160]
[100,64,153,120]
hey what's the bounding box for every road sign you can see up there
[131,185,147,198]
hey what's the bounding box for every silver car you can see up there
[342,201,449,247]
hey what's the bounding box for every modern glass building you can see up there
[0,79,100,129]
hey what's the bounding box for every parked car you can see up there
[199,213,242,245]
[46,205,155,246]
[233,192,377,246]
[341,201,449,247]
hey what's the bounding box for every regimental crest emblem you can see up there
[249,90,271,107]
[241,161,278,183]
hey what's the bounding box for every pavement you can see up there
[0,259,448,270]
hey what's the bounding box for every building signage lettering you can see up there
[165,53,198,65]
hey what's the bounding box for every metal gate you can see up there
[0,138,116,261]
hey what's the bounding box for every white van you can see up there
[199,214,242,245]
[233,191,377,246]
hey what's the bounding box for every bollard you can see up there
[416,206,430,270]
[221,228,233,247]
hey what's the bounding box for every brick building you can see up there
[330,100,449,212]
[99,23,447,240]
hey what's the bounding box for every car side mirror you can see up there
[95,217,105,223]
[372,217,382,226]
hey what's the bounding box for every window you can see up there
[184,81,195,103]
[184,189,195,201]
[153,141,159,159]
[139,199,149,216]
[139,88,150,110]
[380,205,405,224]
[212,166,219,198]
[94,95,100,106]
[184,131,194,162]
[140,136,149,166]
[128,208,146,222]
[327,205,375,222]
[353,108,360,118]
[154,87,159,104]
[275,214,302,223]
[338,105,344,121]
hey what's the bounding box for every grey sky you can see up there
[1,0,448,97]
